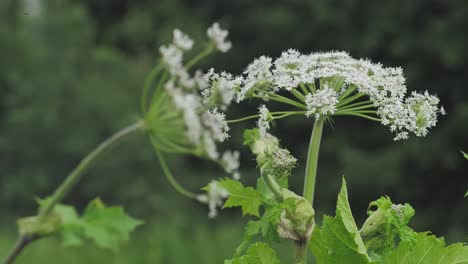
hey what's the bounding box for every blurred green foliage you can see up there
[0,0,467,262]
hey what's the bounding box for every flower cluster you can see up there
[305,84,339,119]
[207,22,232,53]
[257,105,271,136]
[205,50,444,140]
[152,24,240,177]
[202,69,241,110]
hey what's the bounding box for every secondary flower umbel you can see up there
[143,23,240,218]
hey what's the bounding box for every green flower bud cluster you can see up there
[243,129,297,186]
[244,129,314,244]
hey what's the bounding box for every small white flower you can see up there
[305,85,339,119]
[257,105,271,136]
[203,132,219,160]
[273,49,307,90]
[236,80,256,103]
[203,69,241,109]
[394,132,409,141]
[207,22,232,53]
[159,44,183,74]
[440,106,447,115]
[221,150,240,174]
[173,29,194,50]
[197,180,229,218]
[232,172,241,180]
[202,108,230,143]
[218,78,236,108]
[244,56,273,81]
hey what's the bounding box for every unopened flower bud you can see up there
[277,189,315,244]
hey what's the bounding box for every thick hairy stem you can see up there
[300,117,325,264]
[2,235,37,264]
[295,241,306,264]
[303,118,324,205]
[2,121,144,264]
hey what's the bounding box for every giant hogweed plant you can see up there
[3,23,467,264]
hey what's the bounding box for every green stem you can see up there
[333,112,381,122]
[262,174,283,200]
[39,120,144,218]
[301,117,325,264]
[296,242,306,264]
[150,72,169,106]
[291,89,306,103]
[226,111,307,124]
[299,83,310,95]
[303,117,324,206]
[2,235,36,264]
[338,84,357,101]
[226,114,260,124]
[337,105,376,112]
[272,112,307,119]
[185,45,214,70]
[153,148,196,199]
[253,95,307,110]
[338,100,373,110]
[141,62,163,114]
[261,90,306,106]
[336,92,366,107]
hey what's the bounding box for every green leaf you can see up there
[384,232,468,264]
[360,196,416,260]
[52,198,143,251]
[309,178,372,264]
[226,242,281,264]
[335,178,369,256]
[233,197,297,256]
[234,220,263,257]
[218,179,263,217]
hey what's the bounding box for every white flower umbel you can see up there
[207,22,232,53]
[257,105,271,136]
[173,29,194,51]
[305,85,339,119]
[197,180,229,218]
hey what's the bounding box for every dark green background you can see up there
[0,0,467,263]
